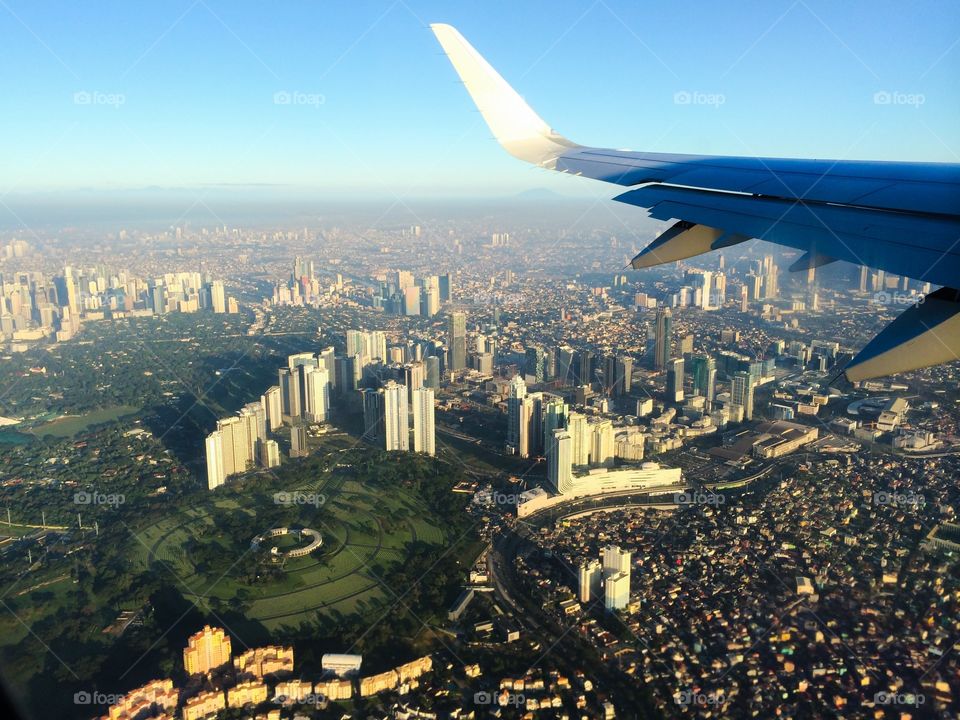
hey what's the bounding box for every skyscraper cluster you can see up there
[0,265,235,344]
[372,270,453,317]
[362,380,435,455]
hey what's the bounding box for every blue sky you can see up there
[1,0,958,198]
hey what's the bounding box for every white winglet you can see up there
[430,23,580,167]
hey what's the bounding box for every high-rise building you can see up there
[590,419,615,467]
[689,355,716,409]
[205,431,225,490]
[524,346,547,383]
[438,273,452,302]
[731,370,755,421]
[361,388,383,442]
[578,559,603,603]
[604,572,630,611]
[667,357,684,403]
[654,306,673,370]
[335,355,360,393]
[567,411,590,467]
[517,392,543,458]
[506,375,527,452]
[183,626,232,676]
[448,311,467,371]
[210,280,227,313]
[303,366,330,423]
[261,385,283,432]
[402,362,425,400]
[411,387,435,456]
[547,428,572,494]
[259,439,281,469]
[278,368,300,421]
[290,424,308,458]
[542,396,568,450]
[381,380,409,451]
[424,355,440,389]
[318,346,336,393]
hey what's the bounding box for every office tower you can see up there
[290,424,308,458]
[762,255,779,299]
[403,285,421,316]
[731,370,755,421]
[859,265,869,292]
[555,345,574,385]
[361,388,383,442]
[448,311,467,371]
[412,387,436,456]
[381,380,409,451]
[610,355,633,396]
[524,345,547,383]
[740,284,749,313]
[713,272,726,305]
[210,280,226,313]
[604,572,630,611]
[506,375,527,450]
[680,333,694,355]
[517,392,543,458]
[318,346,336,393]
[424,355,440,389]
[260,439,281,469]
[567,411,590,467]
[335,354,360,393]
[261,385,283,432]
[667,357,684,403]
[654,306,673,370]
[689,355,716,408]
[402,361,425,400]
[542,396,568,448]
[303,366,330,423]
[590,419,615,467]
[472,351,494,374]
[183,626,232,676]
[205,431,225,490]
[578,559,603,603]
[422,287,440,317]
[547,429,573,494]
[438,273,452,302]
[575,349,595,386]
[293,256,314,281]
[278,368,300,421]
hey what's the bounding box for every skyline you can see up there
[2,0,958,204]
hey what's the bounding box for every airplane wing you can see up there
[430,23,960,382]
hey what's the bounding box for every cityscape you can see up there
[0,2,958,720]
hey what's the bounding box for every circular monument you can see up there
[251,526,323,558]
